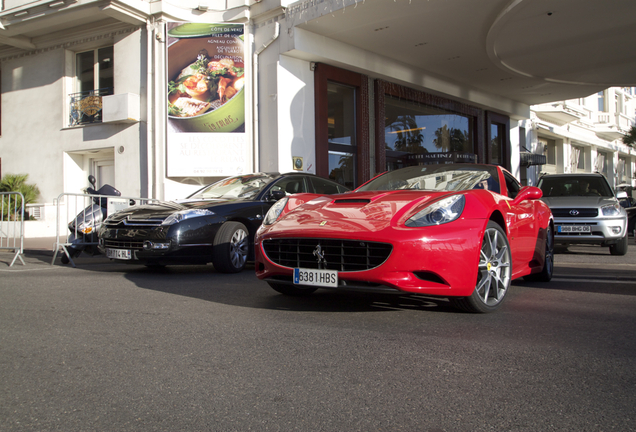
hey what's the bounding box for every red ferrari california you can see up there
[254,164,554,313]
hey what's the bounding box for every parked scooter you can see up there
[61,175,122,264]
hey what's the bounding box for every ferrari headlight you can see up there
[406,194,465,227]
[263,197,289,225]
[601,203,621,216]
[162,209,214,225]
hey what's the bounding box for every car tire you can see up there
[450,221,512,313]
[267,281,317,296]
[609,233,628,256]
[524,224,554,282]
[213,222,249,273]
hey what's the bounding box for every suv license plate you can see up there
[558,225,591,233]
[106,248,132,260]
[294,268,338,287]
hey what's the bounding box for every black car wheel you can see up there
[524,224,554,282]
[213,222,249,273]
[609,233,628,256]
[267,281,318,296]
[451,221,512,313]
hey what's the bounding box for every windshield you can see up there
[188,174,277,200]
[356,164,501,193]
[538,176,613,198]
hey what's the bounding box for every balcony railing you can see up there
[68,88,113,126]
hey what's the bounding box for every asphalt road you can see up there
[1,243,635,432]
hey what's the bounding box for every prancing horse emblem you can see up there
[313,244,328,267]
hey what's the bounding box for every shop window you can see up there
[541,138,556,165]
[598,91,605,112]
[69,46,114,126]
[384,96,474,170]
[486,111,509,167]
[377,81,485,171]
[570,145,584,172]
[595,152,607,175]
[618,158,627,183]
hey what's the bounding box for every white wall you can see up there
[1,49,66,202]
[276,55,315,174]
[255,21,281,173]
[0,26,146,204]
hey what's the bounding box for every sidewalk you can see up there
[23,237,57,253]
[1,237,112,267]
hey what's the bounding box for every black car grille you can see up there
[102,239,145,250]
[104,218,164,228]
[262,238,392,272]
[552,208,599,218]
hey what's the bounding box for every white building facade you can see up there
[1,0,635,235]
[521,88,636,187]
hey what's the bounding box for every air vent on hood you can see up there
[333,199,371,204]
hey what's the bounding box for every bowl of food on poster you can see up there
[167,23,245,133]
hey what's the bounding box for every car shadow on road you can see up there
[514,265,636,296]
[111,263,461,314]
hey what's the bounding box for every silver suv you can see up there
[537,173,628,255]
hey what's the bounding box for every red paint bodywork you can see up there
[255,166,553,298]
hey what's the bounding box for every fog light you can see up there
[610,226,622,235]
[143,240,170,250]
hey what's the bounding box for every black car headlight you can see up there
[263,197,289,225]
[77,221,95,234]
[162,209,214,226]
[405,194,465,227]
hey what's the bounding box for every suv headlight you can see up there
[263,197,289,225]
[405,194,465,227]
[601,203,622,216]
[162,209,214,225]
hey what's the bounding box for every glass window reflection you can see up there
[384,96,474,170]
[329,151,355,190]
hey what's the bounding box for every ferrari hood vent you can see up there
[333,198,371,205]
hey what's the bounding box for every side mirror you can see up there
[616,191,628,199]
[88,175,97,187]
[129,199,136,206]
[269,190,286,202]
[510,186,543,206]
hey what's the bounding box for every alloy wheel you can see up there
[476,226,511,306]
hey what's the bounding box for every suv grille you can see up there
[552,208,598,218]
[263,238,392,272]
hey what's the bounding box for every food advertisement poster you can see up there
[166,22,248,177]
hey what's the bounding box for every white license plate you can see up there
[106,248,132,260]
[294,268,338,287]
[558,225,591,233]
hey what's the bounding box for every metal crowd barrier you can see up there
[0,192,26,266]
[51,192,158,267]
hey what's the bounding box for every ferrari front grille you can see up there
[262,238,392,272]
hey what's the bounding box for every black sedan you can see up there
[97,173,349,272]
